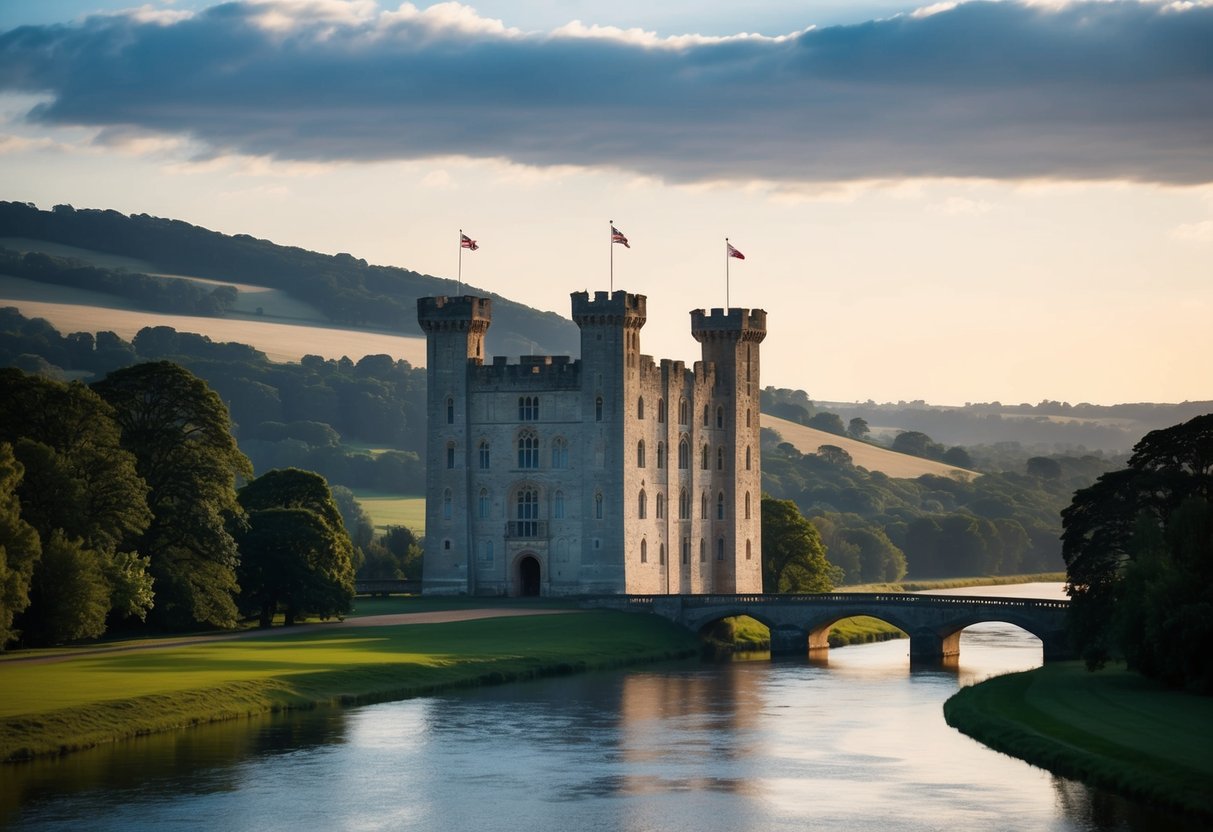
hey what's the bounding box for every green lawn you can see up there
[0,611,696,761]
[944,662,1213,819]
[350,491,425,534]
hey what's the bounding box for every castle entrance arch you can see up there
[517,555,541,597]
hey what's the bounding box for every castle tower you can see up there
[417,295,492,594]
[570,290,646,592]
[691,307,767,593]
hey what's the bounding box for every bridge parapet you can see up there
[579,592,1074,663]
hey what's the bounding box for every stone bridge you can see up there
[583,593,1074,663]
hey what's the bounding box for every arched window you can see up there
[745,446,751,471]
[717,491,726,520]
[746,409,752,428]
[551,437,569,469]
[656,442,666,469]
[479,440,491,469]
[595,492,604,520]
[517,430,539,469]
[657,398,666,423]
[681,537,689,564]
[701,444,709,470]
[479,539,494,563]
[679,488,690,520]
[637,440,646,468]
[638,489,647,519]
[446,442,456,469]
[637,397,645,419]
[519,396,539,421]
[678,398,688,425]
[442,488,453,520]
[699,539,706,562]
[716,406,724,429]
[516,488,539,537]
[678,438,689,469]
[478,488,490,519]
[702,405,710,427]
[717,538,725,561]
[700,492,708,520]
[745,491,751,520]
[595,396,603,421]
[717,446,724,470]
[640,539,648,563]
[446,396,455,425]
[554,490,565,519]
[656,492,665,519]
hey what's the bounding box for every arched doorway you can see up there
[518,556,541,597]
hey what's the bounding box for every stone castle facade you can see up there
[418,289,766,596]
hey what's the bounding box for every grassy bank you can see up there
[944,662,1213,820]
[705,614,906,652]
[0,611,697,762]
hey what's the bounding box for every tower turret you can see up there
[417,295,492,594]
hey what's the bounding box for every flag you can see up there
[461,233,479,251]
[611,225,630,248]
[727,242,745,260]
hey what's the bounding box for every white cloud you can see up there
[1170,219,1213,241]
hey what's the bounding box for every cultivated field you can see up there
[763,414,974,479]
[351,492,426,534]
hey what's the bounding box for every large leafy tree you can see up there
[1061,414,1213,692]
[0,444,41,647]
[94,361,253,630]
[0,370,152,645]
[761,496,840,593]
[236,468,355,627]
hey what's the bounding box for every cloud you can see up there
[1170,219,1213,241]
[0,0,1210,185]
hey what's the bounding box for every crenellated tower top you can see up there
[571,290,646,329]
[690,307,767,343]
[417,295,492,333]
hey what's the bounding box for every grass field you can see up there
[944,663,1213,820]
[763,414,975,480]
[0,610,697,761]
[351,491,425,533]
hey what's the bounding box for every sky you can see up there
[0,0,1210,407]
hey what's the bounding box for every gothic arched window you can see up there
[518,430,539,469]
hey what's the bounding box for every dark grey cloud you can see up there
[1,1,1210,184]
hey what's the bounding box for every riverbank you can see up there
[0,610,698,763]
[944,662,1213,820]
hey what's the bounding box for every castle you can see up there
[418,289,767,596]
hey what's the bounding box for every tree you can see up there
[892,431,945,461]
[847,418,870,440]
[943,446,974,469]
[816,445,853,467]
[0,444,40,647]
[94,362,252,630]
[18,530,109,646]
[1061,414,1213,691]
[236,469,355,627]
[807,412,847,436]
[1026,456,1062,481]
[761,496,840,593]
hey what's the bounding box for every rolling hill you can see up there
[762,414,975,480]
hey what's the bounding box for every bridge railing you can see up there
[589,593,1068,610]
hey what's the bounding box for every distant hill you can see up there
[0,201,578,358]
[763,415,975,480]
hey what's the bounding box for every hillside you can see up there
[762,414,975,480]
[0,201,578,358]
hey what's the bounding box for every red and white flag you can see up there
[461,233,479,251]
[611,225,630,248]
[727,242,745,260]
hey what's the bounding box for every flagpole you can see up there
[609,219,614,294]
[725,237,730,309]
[458,228,463,295]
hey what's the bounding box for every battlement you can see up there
[472,354,582,388]
[690,307,767,342]
[417,295,492,332]
[570,290,646,327]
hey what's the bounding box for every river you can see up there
[1,584,1201,831]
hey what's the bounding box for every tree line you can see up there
[0,364,357,648]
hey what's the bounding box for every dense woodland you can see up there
[0,201,579,356]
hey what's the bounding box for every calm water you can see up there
[1,585,1200,831]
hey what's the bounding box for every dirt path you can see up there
[1,608,579,666]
